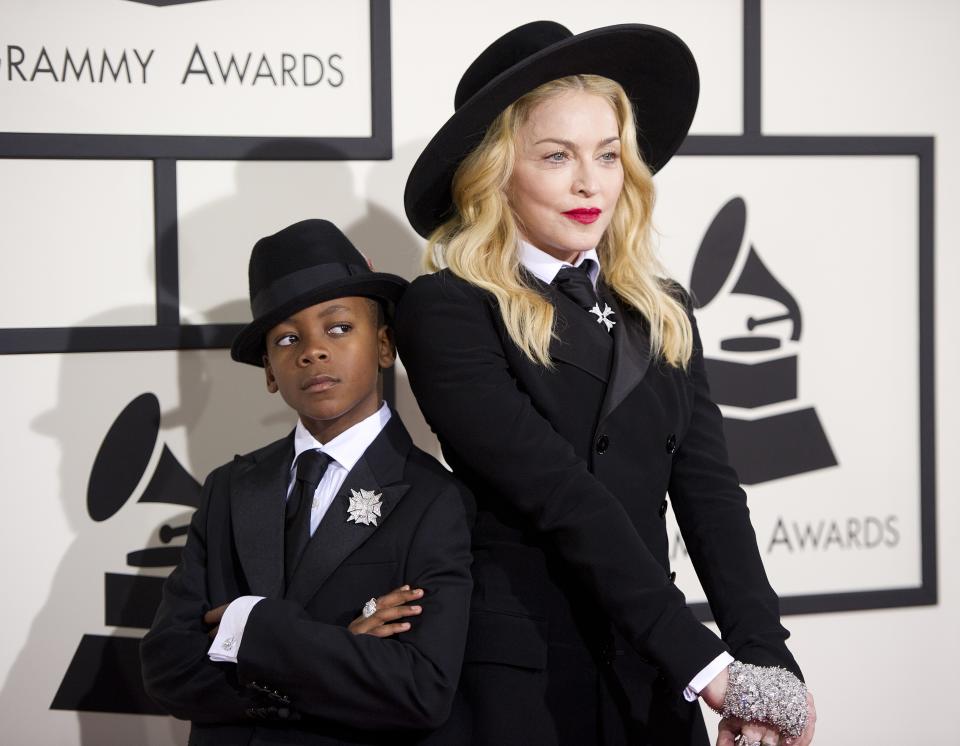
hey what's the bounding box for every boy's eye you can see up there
[275,333,298,347]
[328,323,352,336]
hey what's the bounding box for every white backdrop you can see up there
[0,0,957,743]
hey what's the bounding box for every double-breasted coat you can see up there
[140,415,474,746]
[394,270,801,745]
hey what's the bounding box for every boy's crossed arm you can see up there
[204,585,425,640]
[222,483,472,731]
[140,470,259,724]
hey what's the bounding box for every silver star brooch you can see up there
[589,303,616,332]
[346,488,383,526]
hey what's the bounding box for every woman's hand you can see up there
[701,665,728,712]
[347,585,424,637]
[717,716,784,746]
[785,691,816,746]
[707,667,816,746]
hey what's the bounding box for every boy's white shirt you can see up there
[208,403,391,664]
[517,239,733,701]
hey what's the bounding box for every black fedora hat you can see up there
[404,21,699,238]
[231,219,408,366]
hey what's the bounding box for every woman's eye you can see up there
[546,150,568,162]
[275,333,298,347]
[599,151,619,162]
[328,323,352,336]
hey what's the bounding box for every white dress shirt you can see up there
[518,239,601,287]
[518,240,734,700]
[208,403,392,663]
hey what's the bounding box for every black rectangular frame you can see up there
[0,0,392,161]
[0,0,392,361]
[677,137,935,619]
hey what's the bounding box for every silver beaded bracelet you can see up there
[720,661,808,740]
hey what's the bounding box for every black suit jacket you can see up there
[395,271,800,744]
[140,414,473,746]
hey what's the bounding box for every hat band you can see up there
[251,262,368,318]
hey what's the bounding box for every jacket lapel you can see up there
[284,415,412,606]
[598,284,652,423]
[230,434,293,599]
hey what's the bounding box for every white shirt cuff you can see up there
[683,652,735,702]
[207,596,265,664]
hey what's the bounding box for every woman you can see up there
[396,21,815,746]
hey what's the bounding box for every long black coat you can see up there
[140,415,474,745]
[394,271,800,745]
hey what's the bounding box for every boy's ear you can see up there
[377,325,396,370]
[263,355,279,393]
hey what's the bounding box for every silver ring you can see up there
[362,597,377,619]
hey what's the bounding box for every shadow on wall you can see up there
[0,300,291,745]
[348,139,443,461]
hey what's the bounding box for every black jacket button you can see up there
[665,434,678,454]
[668,571,677,583]
[658,499,668,518]
[596,435,609,454]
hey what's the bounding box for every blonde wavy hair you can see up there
[425,74,693,368]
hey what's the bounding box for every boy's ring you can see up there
[362,598,377,619]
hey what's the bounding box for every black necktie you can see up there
[285,449,331,586]
[553,262,600,311]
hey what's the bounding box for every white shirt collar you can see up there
[292,401,391,474]
[518,239,601,287]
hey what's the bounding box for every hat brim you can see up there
[404,24,699,238]
[230,273,408,367]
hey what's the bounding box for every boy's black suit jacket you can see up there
[140,414,473,746]
[395,270,801,745]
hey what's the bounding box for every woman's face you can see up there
[507,89,624,263]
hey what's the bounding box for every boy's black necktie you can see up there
[285,449,331,586]
[553,262,599,311]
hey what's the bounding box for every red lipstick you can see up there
[563,208,601,224]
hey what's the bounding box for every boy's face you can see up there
[263,296,395,443]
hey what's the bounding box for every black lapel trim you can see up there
[285,415,412,605]
[230,433,293,599]
[598,284,652,423]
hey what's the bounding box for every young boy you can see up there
[141,219,473,745]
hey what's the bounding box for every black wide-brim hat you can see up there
[404,21,699,238]
[231,219,408,366]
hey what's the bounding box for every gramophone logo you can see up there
[690,197,838,485]
[51,394,200,715]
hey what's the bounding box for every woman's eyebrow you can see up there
[533,136,620,147]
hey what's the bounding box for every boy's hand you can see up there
[348,585,424,637]
[203,604,229,638]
